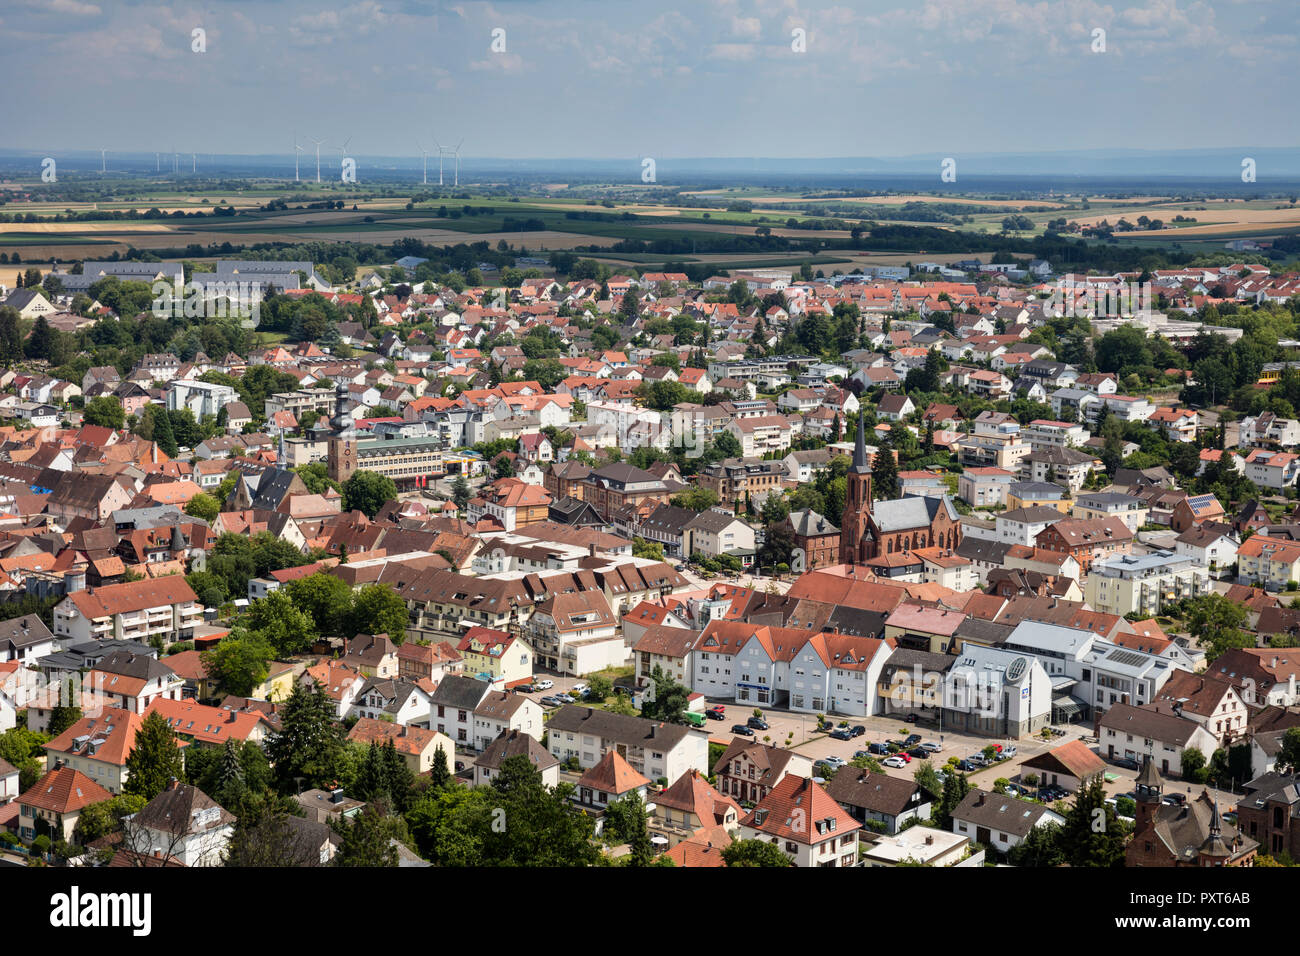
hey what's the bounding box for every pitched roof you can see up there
[577,749,650,796]
[741,774,859,845]
[953,789,1058,836]
[20,765,112,813]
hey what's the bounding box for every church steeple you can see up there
[840,413,873,566]
[1134,753,1163,834]
[852,411,869,472]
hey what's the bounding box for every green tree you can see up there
[720,838,792,867]
[333,805,400,866]
[344,584,408,643]
[640,665,691,724]
[267,683,346,794]
[245,589,318,656]
[1008,821,1066,867]
[1059,773,1128,867]
[184,492,220,524]
[451,474,471,509]
[73,794,147,845]
[124,711,186,800]
[201,630,276,697]
[872,433,899,501]
[47,705,83,739]
[933,771,971,829]
[341,470,397,518]
[671,487,720,512]
[283,573,354,636]
[1181,747,1209,784]
[604,789,655,865]
[429,745,453,791]
[1277,727,1300,774]
[82,396,126,430]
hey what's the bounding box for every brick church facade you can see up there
[840,415,962,566]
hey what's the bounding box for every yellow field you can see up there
[0,221,177,234]
[1068,204,1300,237]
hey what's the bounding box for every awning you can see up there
[1052,695,1087,717]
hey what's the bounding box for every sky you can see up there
[0,0,1296,163]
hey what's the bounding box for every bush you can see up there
[30,835,50,854]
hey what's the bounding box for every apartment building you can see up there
[53,577,202,645]
[1085,550,1211,617]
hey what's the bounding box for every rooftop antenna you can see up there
[309,137,324,183]
[416,141,429,185]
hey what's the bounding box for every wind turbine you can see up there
[309,137,324,183]
[416,141,430,185]
[155,152,160,173]
[449,139,462,187]
[293,134,304,182]
[98,147,107,173]
[191,152,197,174]
[332,137,352,181]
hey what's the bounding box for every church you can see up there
[839,414,962,566]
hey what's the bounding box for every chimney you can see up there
[166,776,180,791]
[331,788,345,804]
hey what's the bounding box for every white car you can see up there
[818,756,847,770]
[571,682,589,695]
[882,756,907,769]
[533,679,554,691]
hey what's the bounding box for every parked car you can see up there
[1000,745,1017,758]
[868,743,891,756]
[829,728,853,741]
[919,742,943,753]
[903,734,923,748]
[904,713,919,723]
[534,679,554,691]
[882,756,907,769]
[854,750,875,760]
[705,709,726,721]
[818,756,846,770]
[1005,783,1030,796]
[732,725,755,737]
[967,754,990,767]
[850,725,866,737]
[907,747,930,759]
[747,716,769,731]
[707,705,726,716]
[570,682,589,696]
[956,759,979,772]
[895,751,912,763]
[515,683,535,694]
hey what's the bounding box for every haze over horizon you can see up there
[1,0,1296,164]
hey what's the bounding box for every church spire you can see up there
[852,412,870,473]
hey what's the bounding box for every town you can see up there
[1,0,1298,889]
[1,239,1299,871]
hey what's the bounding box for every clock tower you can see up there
[327,380,358,484]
